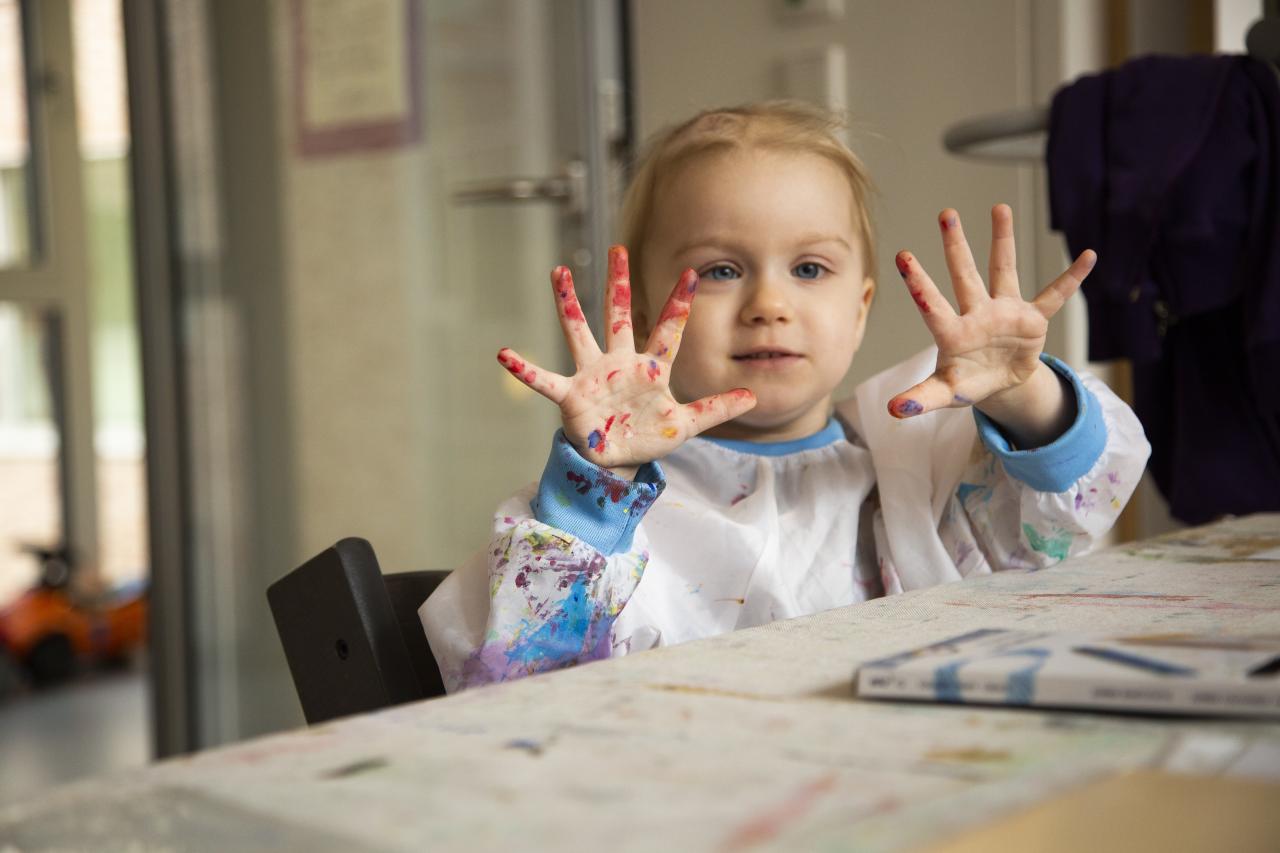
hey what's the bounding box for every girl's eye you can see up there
[793,261,826,280]
[702,264,740,282]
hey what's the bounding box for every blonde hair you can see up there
[620,100,877,310]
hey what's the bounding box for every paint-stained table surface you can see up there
[3,514,1280,852]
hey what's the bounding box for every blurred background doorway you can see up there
[127,0,625,756]
[0,0,149,800]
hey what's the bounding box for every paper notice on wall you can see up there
[292,0,421,156]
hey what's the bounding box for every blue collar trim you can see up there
[701,418,845,457]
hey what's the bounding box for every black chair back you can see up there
[268,538,448,724]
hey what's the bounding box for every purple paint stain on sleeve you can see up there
[566,470,591,494]
[594,470,630,503]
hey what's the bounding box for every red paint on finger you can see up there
[654,270,698,326]
[940,214,957,231]
[554,268,588,323]
[612,319,631,334]
[497,349,526,375]
[612,282,631,311]
[909,288,930,314]
[657,301,690,326]
[895,253,911,277]
[679,268,699,298]
[608,245,629,282]
[606,370,620,382]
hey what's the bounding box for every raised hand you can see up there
[497,246,756,472]
[887,205,1095,445]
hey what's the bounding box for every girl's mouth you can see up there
[732,349,802,365]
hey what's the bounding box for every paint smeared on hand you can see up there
[497,348,537,384]
[891,399,924,418]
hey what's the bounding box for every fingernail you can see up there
[891,399,923,418]
[609,246,629,279]
[496,349,524,374]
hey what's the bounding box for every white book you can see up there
[855,629,1280,718]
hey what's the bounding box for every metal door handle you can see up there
[451,160,587,216]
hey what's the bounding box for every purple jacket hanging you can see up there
[1047,54,1280,524]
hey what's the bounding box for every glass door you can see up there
[131,0,628,751]
[0,0,152,798]
[0,0,98,597]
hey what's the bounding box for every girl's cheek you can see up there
[666,358,698,401]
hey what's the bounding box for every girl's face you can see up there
[637,148,875,442]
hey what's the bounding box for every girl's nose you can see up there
[739,275,794,325]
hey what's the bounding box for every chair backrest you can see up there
[267,538,448,724]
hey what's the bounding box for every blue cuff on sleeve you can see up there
[972,354,1107,493]
[531,430,666,555]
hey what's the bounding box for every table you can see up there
[3,514,1279,852]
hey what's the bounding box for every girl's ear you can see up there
[860,275,876,313]
[851,275,876,345]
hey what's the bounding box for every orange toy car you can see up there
[0,546,148,686]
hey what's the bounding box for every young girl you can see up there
[421,102,1149,693]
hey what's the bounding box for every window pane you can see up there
[0,303,61,603]
[0,0,34,270]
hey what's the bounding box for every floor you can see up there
[0,661,151,806]
[0,450,152,806]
